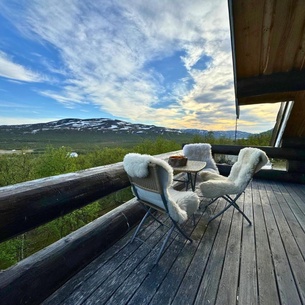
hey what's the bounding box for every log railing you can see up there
[0,146,304,305]
[211,144,305,184]
[0,162,130,243]
[0,151,180,305]
[211,144,305,161]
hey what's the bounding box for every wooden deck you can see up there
[43,179,305,305]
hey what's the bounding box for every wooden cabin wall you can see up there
[283,91,305,138]
[281,91,305,172]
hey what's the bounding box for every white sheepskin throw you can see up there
[123,153,173,182]
[200,147,268,198]
[183,143,219,173]
[123,153,199,223]
[168,189,199,218]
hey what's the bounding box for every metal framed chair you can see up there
[123,153,200,264]
[199,147,268,225]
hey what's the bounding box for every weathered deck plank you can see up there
[170,201,223,305]
[272,182,305,261]
[214,195,243,305]
[267,181,305,303]
[258,181,302,305]
[43,180,305,305]
[194,202,234,305]
[238,184,258,305]
[68,217,169,305]
[252,180,280,305]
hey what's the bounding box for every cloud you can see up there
[237,103,281,132]
[0,51,43,82]
[0,0,279,132]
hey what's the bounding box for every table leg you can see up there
[186,173,191,191]
[188,172,198,191]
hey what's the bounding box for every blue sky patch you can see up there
[192,54,212,70]
[146,50,188,83]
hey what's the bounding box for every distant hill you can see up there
[0,118,252,139]
[0,118,256,152]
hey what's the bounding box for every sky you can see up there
[0,0,280,133]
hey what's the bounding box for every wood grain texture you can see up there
[229,0,305,141]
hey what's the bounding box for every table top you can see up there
[170,160,206,173]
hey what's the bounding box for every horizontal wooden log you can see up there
[0,163,130,243]
[236,70,305,98]
[0,198,145,305]
[211,144,305,161]
[0,151,181,243]
[217,164,305,184]
[282,137,305,149]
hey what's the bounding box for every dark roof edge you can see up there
[227,0,239,118]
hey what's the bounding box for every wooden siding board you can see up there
[279,1,305,71]
[234,0,305,75]
[234,0,264,77]
[273,1,304,71]
[259,0,273,74]
[294,15,305,70]
[284,93,305,138]
[231,0,305,141]
[260,0,274,74]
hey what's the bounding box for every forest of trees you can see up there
[0,131,272,269]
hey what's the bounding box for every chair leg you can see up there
[207,201,233,224]
[231,200,252,225]
[130,207,163,243]
[224,194,252,225]
[172,220,193,243]
[186,173,191,190]
[202,197,218,213]
[207,194,252,225]
[154,224,175,264]
[149,211,164,226]
[130,208,151,243]
[154,220,192,265]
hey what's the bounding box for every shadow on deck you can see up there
[43,179,305,305]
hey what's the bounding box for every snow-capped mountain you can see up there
[0,118,252,139]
